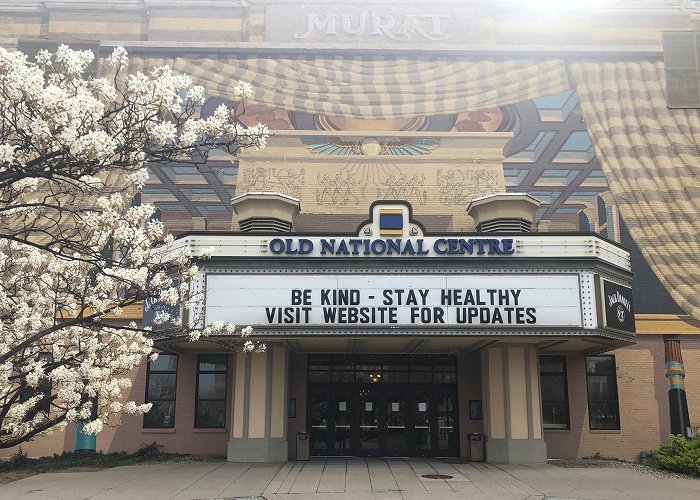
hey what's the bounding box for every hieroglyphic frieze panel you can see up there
[0,1,693,50]
[236,131,510,231]
[437,168,500,206]
[315,163,427,207]
[238,167,305,199]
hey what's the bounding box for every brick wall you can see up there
[544,335,671,461]
[103,354,232,457]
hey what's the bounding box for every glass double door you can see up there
[309,383,458,457]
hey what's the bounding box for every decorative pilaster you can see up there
[228,345,289,462]
[481,345,547,463]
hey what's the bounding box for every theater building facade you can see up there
[147,193,638,464]
[2,0,700,463]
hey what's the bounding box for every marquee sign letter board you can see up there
[205,274,584,329]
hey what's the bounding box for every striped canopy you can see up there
[569,61,700,321]
[126,56,570,119]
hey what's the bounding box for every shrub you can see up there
[654,434,700,476]
[583,452,622,461]
[0,448,30,471]
[0,444,168,473]
[136,442,163,459]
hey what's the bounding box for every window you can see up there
[307,355,456,384]
[585,356,620,430]
[144,354,178,428]
[539,356,569,429]
[196,354,228,428]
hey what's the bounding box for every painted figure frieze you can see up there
[239,167,305,198]
[437,169,500,206]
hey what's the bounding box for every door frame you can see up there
[307,382,459,457]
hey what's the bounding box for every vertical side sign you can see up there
[601,280,635,333]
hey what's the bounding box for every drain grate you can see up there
[421,474,454,480]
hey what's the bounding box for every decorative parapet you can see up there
[0,1,697,51]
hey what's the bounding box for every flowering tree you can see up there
[0,45,267,448]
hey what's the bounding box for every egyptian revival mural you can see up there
[145,87,690,311]
[143,89,618,241]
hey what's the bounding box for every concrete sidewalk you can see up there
[2,458,700,500]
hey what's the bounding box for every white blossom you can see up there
[0,45,264,448]
[107,46,129,68]
[80,419,103,435]
[234,80,254,99]
[186,85,206,104]
[0,144,16,165]
[35,50,51,66]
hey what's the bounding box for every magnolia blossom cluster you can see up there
[0,46,267,175]
[0,45,267,447]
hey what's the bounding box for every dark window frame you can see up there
[539,355,570,430]
[195,354,228,428]
[307,354,456,384]
[143,353,178,429]
[585,355,621,430]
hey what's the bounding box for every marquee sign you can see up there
[205,274,584,329]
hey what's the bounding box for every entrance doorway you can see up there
[307,355,459,457]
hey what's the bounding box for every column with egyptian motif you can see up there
[664,335,691,436]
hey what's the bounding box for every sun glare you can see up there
[515,0,611,8]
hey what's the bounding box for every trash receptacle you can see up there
[468,433,485,462]
[296,431,310,461]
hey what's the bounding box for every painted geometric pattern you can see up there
[502,90,611,236]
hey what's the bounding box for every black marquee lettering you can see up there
[526,308,537,324]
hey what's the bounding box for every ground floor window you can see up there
[195,354,228,428]
[144,354,178,428]
[539,355,569,429]
[585,355,620,430]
